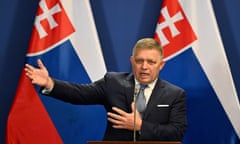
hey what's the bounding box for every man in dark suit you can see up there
[25,38,187,141]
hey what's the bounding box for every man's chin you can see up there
[138,78,151,84]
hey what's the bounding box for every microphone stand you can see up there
[133,87,139,142]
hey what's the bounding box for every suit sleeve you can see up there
[42,78,106,105]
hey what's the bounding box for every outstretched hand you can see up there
[25,59,53,89]
[107,103,142,131]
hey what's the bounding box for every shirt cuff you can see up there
[41,86,53,94]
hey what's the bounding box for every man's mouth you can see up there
[139,72,149,77]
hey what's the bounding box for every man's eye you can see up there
[148,60,156,65]
[135,59,143,64]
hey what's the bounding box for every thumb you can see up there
[131,102,136,113]
[131,103,141,119]
[37,59,46,70]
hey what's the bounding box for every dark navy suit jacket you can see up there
[44,72,187,141]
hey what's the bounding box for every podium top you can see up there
[87,141,181,144]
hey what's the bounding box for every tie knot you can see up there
[140,84,147,90]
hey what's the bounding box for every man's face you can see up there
[130,48,165,84]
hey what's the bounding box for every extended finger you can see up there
[25,64,35,72]
[107,117,121,124]
[37,59,46,70]
[108,117,125,129]
[112,124,124,129]
[112,107,127,116]
[107,112,123,121]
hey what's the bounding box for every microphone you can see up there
[133,86,140,142]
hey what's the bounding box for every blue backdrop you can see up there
[1,0,240,143]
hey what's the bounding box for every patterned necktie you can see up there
[136,84,147,113]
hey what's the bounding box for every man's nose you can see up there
[141,61,148,69]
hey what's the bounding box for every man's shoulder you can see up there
[160,79,185,92]
[104,72,134,83]
[105,72,132,78]
[102,72,134,87]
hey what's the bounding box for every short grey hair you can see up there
[132,38,163,59]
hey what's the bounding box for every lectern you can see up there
[88,141,181,144]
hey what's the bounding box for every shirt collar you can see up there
[134,78,158,90]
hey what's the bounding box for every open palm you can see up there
[25,59,51,88]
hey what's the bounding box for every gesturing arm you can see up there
[25,59,54,90]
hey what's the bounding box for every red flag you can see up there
[6,73,63,144]
[154,0,197,60]
[5,0,74,143]
[154,0,240,142]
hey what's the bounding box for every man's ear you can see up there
[130,56,134,64]
[159,61,165,70]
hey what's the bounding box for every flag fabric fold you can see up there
[6,73,63,144]
[6,0,106,143]
[154,0,240,143]
[7,0,240,143]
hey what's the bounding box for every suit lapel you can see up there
[143,79,165,118]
